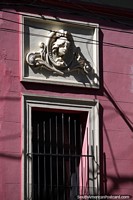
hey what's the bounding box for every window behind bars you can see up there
[27,109,91,200]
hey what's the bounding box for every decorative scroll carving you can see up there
[26,30,98,85]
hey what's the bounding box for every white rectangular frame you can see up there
[22,94,100,199]
[21,14,99,88]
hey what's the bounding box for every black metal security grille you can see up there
[27,110,91,200]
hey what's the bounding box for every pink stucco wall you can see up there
[0,8,133,199]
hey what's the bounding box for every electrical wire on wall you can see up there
[0,8,133,51]
[1,0,133,29]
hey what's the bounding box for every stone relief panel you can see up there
[22,16,99,88]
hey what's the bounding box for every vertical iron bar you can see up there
[27,129,29,200]
[68,116,71,199]
[49,117,53,199]
[37,123,40,200]
[74,119,77,196]
[55,115,59,200]
[91,130,95,195]
[62,113,65,200]
[27,152,29,199]
[31,126,34,200]
[80,123,83,194]
[87,126,89,195]
[43,120,46,198]
[96,146,98,196]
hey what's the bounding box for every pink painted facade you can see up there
[0,2,133,199]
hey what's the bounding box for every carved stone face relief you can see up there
[25,28,99,87]
[47,30,74,71]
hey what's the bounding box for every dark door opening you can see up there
[31,109,89,200]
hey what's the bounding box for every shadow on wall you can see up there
[102,86,133,195]
[0,152,21,160]
[103,153,133,195]
[104,86,133,132]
